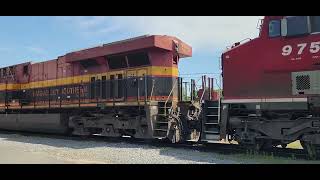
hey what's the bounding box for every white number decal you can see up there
[282,45,292,56]
[297,43,307,55]
[282,42,320,56]
[310,41,320,54]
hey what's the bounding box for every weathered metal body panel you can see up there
[0,114,68,134]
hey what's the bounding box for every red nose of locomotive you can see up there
[222,16,320,100]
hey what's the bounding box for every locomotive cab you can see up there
[223,16,320,101]
[221,16,320,158]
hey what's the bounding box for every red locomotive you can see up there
[221,16,320,158]
[0,16,320,159]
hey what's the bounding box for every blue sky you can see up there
[0,16,262,83]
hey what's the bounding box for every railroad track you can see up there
[0,130,312,161]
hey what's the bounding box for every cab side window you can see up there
[269,20,281,38]
[310,16,320,33]
[127,52,150,67]
[107,55,127,69]
[286,16,309,37]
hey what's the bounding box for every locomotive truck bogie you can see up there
[68,106,152,138]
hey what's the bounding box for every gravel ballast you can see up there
[0,133,317,164]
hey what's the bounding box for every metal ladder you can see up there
[153,79,177,138]
[153,101,172,138]
[201,100,221,141]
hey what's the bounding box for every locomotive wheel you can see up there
[254,140,265,151]
[251,139,272,151]
[300,140,306,149]
[238,141,263,151]
[170,124,181,144]
[167,116,182,144]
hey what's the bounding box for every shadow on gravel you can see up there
[0,131,230,164]
[158,148,239,164]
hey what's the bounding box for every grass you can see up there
[214,140,320,164]
[219,139,303,149]
[214,149,319,164]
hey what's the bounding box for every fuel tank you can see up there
[0,113,69,134]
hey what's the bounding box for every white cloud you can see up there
[57,16,118,35]
[57,16,264,53]
[59,16,110,29]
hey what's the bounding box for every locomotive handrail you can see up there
[256,18,264,30]
[200,86,206,103]
[226,38,252,49]
[214,78,222,91]
[164,78,178,116]
[195,86,206,120]
[149,79,155,101]
[239,38,252,44]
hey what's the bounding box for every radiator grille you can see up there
[296,75,310,90]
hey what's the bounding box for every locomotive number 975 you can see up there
[282,42,320,56]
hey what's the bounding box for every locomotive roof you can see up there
[64,35,192,63]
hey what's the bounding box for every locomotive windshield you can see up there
[280,16,320,37]
[311,16,320,33]
[285,16,309,37]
